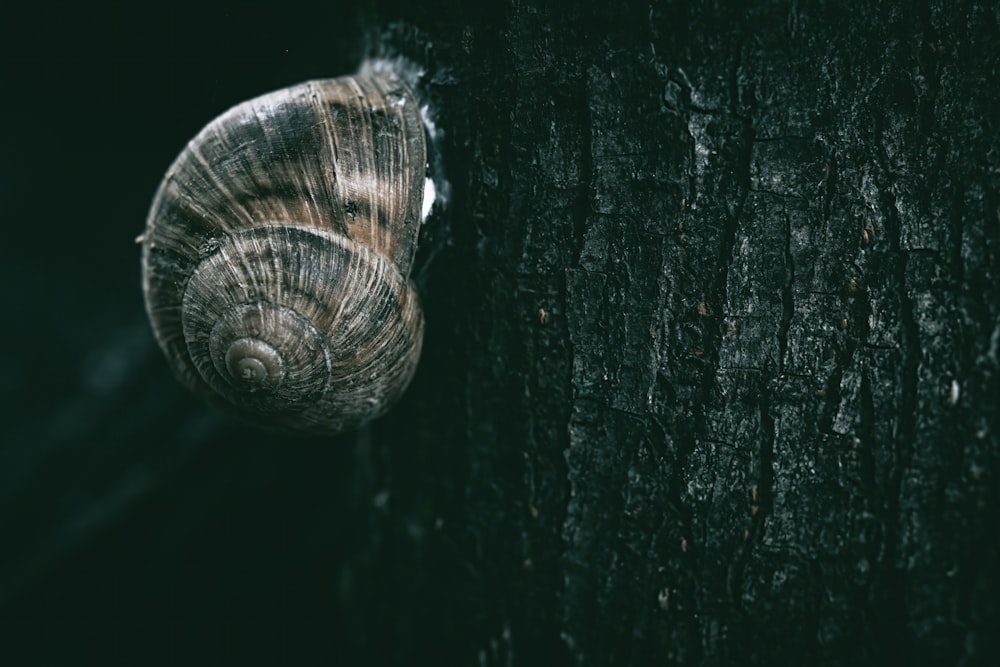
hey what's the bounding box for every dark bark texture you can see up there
[1,1,998,665]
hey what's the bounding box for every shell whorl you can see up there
[141,73,427,435]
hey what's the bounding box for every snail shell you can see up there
[141,72,427,435]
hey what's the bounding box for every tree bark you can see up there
[1,1,997,665]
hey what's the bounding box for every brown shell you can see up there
[141,73,426,435]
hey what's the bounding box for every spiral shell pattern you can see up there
[141,73,426,435]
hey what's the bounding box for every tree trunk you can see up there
[1,1,997,665]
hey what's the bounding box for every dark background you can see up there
[0,1,403,664]
[2,1,999,665]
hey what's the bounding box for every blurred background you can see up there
[0,2,461,664]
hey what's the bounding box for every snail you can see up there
[140,69,430,435]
